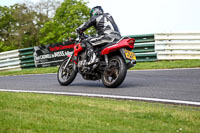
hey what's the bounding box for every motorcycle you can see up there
[57,33,136,88]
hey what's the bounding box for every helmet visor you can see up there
[90,9,94,17]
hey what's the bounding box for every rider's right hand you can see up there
[75,28,83,35]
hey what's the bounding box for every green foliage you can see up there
[0,0,61,52]
[0,6,16,52]
[0,4,47,52]
[0,0,93,51]
[39,0,94,45]
[0,42,4,52]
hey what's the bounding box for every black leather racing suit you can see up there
[77,13,121,46]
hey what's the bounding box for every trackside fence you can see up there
[127,34,157,62]
[0,48,35,71]
[155,33,200,60]
[1,33,200,71]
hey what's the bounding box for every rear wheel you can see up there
[102,55,127,88]
[57,57,77,86]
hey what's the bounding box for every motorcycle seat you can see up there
[97,41,118,51]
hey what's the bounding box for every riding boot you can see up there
[87,47,100,66]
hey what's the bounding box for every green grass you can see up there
[0,67,58,76]
[132,59,200,70]
[0,60,200,76]
[0,92,200,133]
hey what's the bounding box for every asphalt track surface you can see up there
[0,69,200,103]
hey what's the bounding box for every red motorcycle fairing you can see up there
[74,43,83,56]
[100,38,135,55]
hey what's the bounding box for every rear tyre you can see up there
[102,55,127,88]
[57,57,77,86]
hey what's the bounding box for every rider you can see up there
[76,6,121,65]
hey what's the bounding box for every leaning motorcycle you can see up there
[57,33,136,88]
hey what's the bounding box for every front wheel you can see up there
[57,57,77,86]
[102,55,127,88]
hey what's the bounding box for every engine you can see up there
[77,51,89,73]
[77,51,100,80]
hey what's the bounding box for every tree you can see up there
[39,0,94,45]
[34,0,61,18]
[0,6,16,51]
[10,4,37,48]
[0,0,61,52]
[0,0,92,52]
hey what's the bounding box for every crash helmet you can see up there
[90,6,104,17]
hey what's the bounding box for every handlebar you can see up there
[77,33,89,43]
[79,33,88,39]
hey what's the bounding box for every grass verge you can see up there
[132,59,200,70]
[0,60,200,76]
[0,92,200,133]
[0,67,58,76]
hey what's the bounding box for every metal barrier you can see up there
[0,48,35,71]
[2,33,200,71]
[155,33,200,60]
[0,34,157,71]
[127,34,157,62]
[19,47,35,69]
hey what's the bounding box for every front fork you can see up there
[63,55,73,69]
[63,52,78,72]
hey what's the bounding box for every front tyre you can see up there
[57,57,77,86]
[102,55,127,88]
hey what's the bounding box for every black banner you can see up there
[34,41,75,67]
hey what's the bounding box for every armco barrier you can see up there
[155,33,200,60]
[3,33,200,71]
[0,50,21,71]
[0,34,157,71]
[135,52,157,62]
[127,34,157,62]
[19,47,35,69]
[0,48,35,71]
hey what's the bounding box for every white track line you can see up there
[0,89,200,106]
